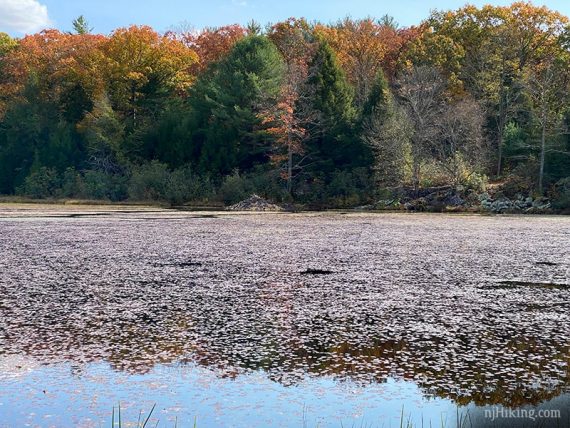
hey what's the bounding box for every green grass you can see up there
[109,403,197,428]
[106,403,570,428]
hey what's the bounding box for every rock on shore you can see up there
[357,186,554,214]
[227,194,284,212]
[479,193,551,214]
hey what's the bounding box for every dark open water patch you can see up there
[300,268,335,275]
[0,208,569,427]
[494,280,569,290]
[153,261,203,268]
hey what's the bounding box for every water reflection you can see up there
[0,360,461,427]
[0,210,569,419]
[1,357,568,428]
[1,306,567,409]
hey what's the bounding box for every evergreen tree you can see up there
[0,97,41,193]
[189,35,285,176]
[78,95,125,174]
[308,40,355,130]
[72,16,93,35]
[361,72,412,187]
[304,40,371,176]
[0,75,85,193]
[360,70,391,124]
[140,99,197,168]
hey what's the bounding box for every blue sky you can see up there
[1,0,570,36]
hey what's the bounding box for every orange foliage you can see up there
[182,25,247,73]
[101,25,198,95]
[1,30,105,106]
[314,18,409,103]
[269,18,314,66]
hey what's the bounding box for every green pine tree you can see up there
[305,40,371,175]
[361,69,391,125]
[72,16,93,35]
[189,35,285,176]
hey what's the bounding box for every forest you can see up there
[0,2,569,210]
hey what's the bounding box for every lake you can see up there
[0,205,568,427]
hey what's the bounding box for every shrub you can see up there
[326,168,373,207]
[16,167,60,199]
[464,172,488,192]
[57,167,86,198]
[128,162,214,205]
[128,161,170,201]
[419,161,450,188]
[217,171,252,205]
[500,170,536,198]
[165,167,214,205]
[550,177,570,210]
[246,169,287,202]
[84,170,128,201]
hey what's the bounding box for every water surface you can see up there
[0,206,569,427]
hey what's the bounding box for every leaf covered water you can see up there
[0,207,568,408]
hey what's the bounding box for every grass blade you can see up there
[141,403,156,428]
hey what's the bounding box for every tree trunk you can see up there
[538,106,547,195]
[497,120,504,177]
[496,85,506,177]
[496,61,507,177]
[412,158,421,195]
[287,135,293,195]
[132,84,137,129]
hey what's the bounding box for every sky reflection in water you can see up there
[0,361,460,427]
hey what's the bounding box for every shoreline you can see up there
[0,199,568,216]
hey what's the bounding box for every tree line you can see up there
[0,3,569,208]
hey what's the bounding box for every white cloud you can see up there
[0,0,51,34]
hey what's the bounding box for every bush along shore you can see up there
[220,178,568,214]
[3,181,567,215]
[358,180,568,214]
[3,151,569,213]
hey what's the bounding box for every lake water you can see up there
[0,205,568,427]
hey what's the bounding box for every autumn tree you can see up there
[425,3,569,176]
[315,18,405,108]
[364,69,486,189]
[100,26,198,133]
[399,26,465,93]
[0,30,105,119]
[181,24,247,73]
[523,57,570,193]
[261,81,316,195]
[362,70,412,187]
[0,8,569,205]
[0,31,106,192]
[0,33,18,117]
[267,18,317,194]
[0,33,17,55]
[436,97,487,186]
[395,66,446,189]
